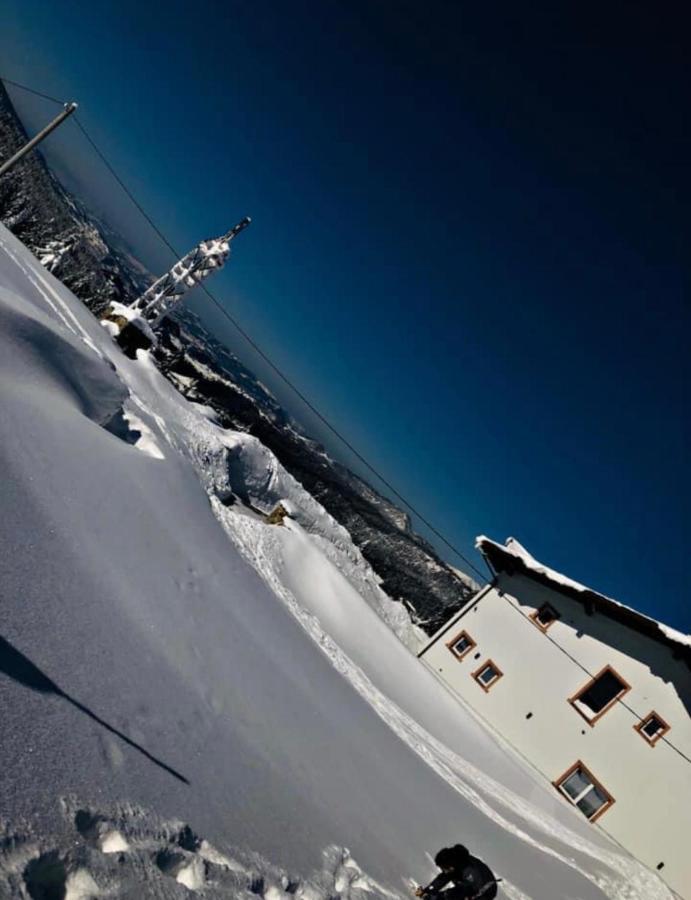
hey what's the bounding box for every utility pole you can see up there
[0,102,78,179]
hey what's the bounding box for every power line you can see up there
[77,119,487,581]
[2,75,487,582]
[497,587,691,767]
[198,282,486,580]
[0,74,66,107]
[73,117,180,262]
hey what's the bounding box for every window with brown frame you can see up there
[568,666,630,725]
[530,602,560,631]
[472,659,503,692]
[553,761,614,822]
[446,629,476,661]
[634,711,670,746]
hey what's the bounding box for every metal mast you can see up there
[132,216,251,326]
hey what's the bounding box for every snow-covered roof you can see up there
[476,535,691,661]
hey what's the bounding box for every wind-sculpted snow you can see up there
[1,801,395,900]
[0,81,473,634]
[0,223,676,899]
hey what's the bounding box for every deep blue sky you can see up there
[2,1,688,630]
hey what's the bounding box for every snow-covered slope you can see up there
[154,311,479,635]
[0,222,674,899]
[0,82,476,636]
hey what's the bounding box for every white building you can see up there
[418,536,691,898]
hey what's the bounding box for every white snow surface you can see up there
[477,536,691,651]
[0,222,675,899]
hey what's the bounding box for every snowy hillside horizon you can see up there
[0,216,676,900]
[0,81,482,636]
[0,84,682,900]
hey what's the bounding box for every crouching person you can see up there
[415,845,498,900]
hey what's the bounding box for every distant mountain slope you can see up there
[156,311,478,634]
[0,82,475,635]
[0,81,150,314]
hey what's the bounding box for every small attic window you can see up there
[531,603,560,631]
[472,659,503,692]
[569,666,630,725]
[446,630,476,661]
[635,712,670,746]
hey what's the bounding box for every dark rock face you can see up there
[1,83,476,636]
[155,312,477,634]
[0,82,150,314]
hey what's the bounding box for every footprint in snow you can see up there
[2,800,400,899]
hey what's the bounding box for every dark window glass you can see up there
[479,665,498,684]
[642,716,664,738]
[453,635,471,654]
[576,783,609,818]
[536,604,558,626]
[561,768,591,800]
[578,670,626,715]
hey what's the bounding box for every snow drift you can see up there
[0,222,675,899]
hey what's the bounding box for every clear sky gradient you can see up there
[2,1,688,630]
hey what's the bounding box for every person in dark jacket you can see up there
[415,845,498,899]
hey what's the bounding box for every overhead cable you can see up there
[0,74,66,107]
[3,74,488,582]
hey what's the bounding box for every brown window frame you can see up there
[530,602,560,631]
[634,711,670,746]
[553,760,614,823]
[471,659,503,692]
[568,665,631,727]
[446,629,476,661]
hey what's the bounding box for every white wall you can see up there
[419,574,691,898]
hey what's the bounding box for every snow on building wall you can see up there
[418,537,691,899]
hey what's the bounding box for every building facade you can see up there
[418,537,691,898]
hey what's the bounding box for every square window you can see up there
[554,762,613,822]
[569,667,630,724]
[532,603,560,630]
[472,659,503,691]
[446,630,476,661]
[635,711,670,746]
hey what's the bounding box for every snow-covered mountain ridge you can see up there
[0,81,476,636]
[0,222,675,899]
